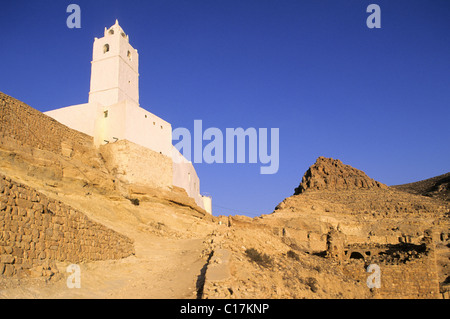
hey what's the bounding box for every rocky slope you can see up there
[294,156,387,194]
[392,172,450,202]
[1,92,449,299]
[207,157,450,299]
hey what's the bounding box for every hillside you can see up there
[392,172,450,202]
[0,92,216,298]
[208,157,450,298]
[0,92,449,299]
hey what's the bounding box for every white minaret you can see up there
[88,20,139,107]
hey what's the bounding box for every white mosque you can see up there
[45,20,212,214]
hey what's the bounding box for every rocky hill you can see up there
[392,172,450,202]
[212,157,450,299]
[294,156,387,194]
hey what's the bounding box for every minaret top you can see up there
[104,20,129,42]
[89,20,139,107]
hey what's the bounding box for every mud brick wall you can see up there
[0,174,134,277]
[0,92,93,154]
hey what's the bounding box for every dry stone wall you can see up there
[0,174,134,277]
[329,230,441,298]
[343,257,440,299]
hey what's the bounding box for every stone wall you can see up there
[0,92,206,211]
[99,139,173,189]
[343,257,440,299]
[0,174,134,277]
[0,92,94,154]
[325,228,441,298]
[0,91,118,192]
[172,146,205,210]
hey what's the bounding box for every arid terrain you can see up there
[392,172,450,203]
[0,92,449,299]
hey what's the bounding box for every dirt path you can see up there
[0,234,208,299]
[0,175,216,299]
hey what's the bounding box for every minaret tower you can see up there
[88,20,139,107]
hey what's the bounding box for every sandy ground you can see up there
[0,183,214,299]
[0,234,207,299]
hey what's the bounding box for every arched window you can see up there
[103,44,110,53]
[108,29,114,35]
[349,252,365,260]
[127,50,132,61]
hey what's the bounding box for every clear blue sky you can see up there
[1,1,449,217]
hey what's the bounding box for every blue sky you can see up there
[1,1,449,217]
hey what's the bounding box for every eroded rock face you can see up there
[294,157,387,195]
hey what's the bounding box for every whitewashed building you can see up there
[45,20,212,213]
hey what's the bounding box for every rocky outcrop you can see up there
[294,157,387,195]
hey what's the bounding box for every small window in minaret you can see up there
[103,44,110,54]
[127,50,132,61]
[104,110,108,118]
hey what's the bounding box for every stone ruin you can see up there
[325,227,445,298]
